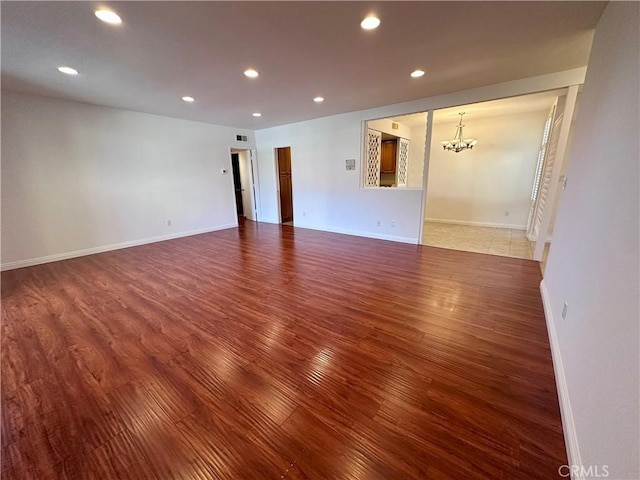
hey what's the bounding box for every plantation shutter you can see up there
[396,138,409,187]
[530,111,563,239]
[364,129,382,187]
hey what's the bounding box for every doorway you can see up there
[420,90,573,270]
[276,147,293,224]
[230,149,258,222]
[231,153,244,217]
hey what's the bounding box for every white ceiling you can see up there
[434,89,565,124]
[1,2,606,130]
[389,90,564,128]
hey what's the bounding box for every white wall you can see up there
[425,109,548,229]
[367,118,411,139]
[255,68,587,243]
[541,2,639,479]
[1,92,255,269]
[3,69,587,266]
[407,123,426,189]
[255,116,423,242]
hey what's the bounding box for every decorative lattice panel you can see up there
[396,138,409,187]
[364,129,381,187]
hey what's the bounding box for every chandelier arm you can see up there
[443,112,476,152]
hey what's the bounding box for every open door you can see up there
[276,147,293,223]
[230,149,258,221]
[230,153,244,217]
[247,150,259,221]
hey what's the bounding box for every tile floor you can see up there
[422,222,550,271]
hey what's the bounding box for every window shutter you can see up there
[530,115,554,202]
[532,113,563,238]
[396,138,409,187]
[364,129,381,187]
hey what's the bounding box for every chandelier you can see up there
[441,112,478,153]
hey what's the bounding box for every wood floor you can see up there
[1,221,567,479]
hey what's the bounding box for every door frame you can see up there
[230,152,244,217]
[228,147,259,222]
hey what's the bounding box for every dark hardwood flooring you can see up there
[1,221,567,479]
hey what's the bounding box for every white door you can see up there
[249,150,259,221]
[237,150,257,220]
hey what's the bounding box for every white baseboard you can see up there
[0,223,238,271]
[425,217,527,230]
[258,217,280,225]
[540,279,583,480]
[292,223,417,244]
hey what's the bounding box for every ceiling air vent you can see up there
[236,135,248,142]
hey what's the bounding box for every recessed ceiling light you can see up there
[313,97,324,103]
[182,96,195,103]
[95,9,122,25]
[360,15,380,30]
[411,69,425,78]
[57,66,79,75]
[244,69,259,78]
[252,112,262,117]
